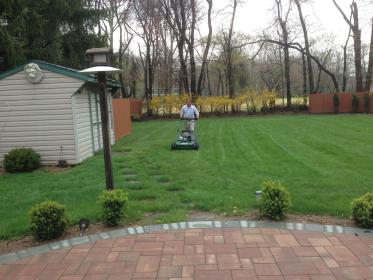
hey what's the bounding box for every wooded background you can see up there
[1,0,373,112]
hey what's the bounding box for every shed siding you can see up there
[73,90,94,162]
[73,89,116,164]
[0,70,84,166]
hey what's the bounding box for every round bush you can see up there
[99,189,128,226]
[351,192,373,228]
[3,148,40,173]
[259,180,291,221]
[29,201,69,240]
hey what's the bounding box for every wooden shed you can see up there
[0,60,121,166]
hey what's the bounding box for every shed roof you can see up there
[0,60,122,88]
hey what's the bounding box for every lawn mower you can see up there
[171,118,199,150]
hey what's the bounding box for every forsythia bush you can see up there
[149,90,279,114]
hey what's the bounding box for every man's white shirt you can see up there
[180,105,199,119]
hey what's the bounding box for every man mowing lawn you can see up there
[171,98,200,150]
[180,98,199,132]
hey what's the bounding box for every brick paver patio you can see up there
[1,227,373,279]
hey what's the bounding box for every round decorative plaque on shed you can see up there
[24,63,44,84]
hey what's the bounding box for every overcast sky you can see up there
[214,0,373,45]
[122,0,373,52]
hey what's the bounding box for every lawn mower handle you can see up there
[180,118,198,121]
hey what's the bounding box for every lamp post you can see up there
[80,48,120,190]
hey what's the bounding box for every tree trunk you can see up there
[301,51,307,99]
[315,65,322,93]
[207,62,212,96]
[178,41,189,93]
[284,42,291,107]
[315,50,332,93]
[189,47,197,96]
[279,43,285,106]
[351,2,363,92]
[189,0,197,97]
[146,44,152,116]
[227,55,235,99]
[178,69,183,94]
[217,69,222,96]
[342,23,352,92]
[280,20,291,107]
[333,0,363,92]
[197,0,213,96]
[132,80,137,98]
[166,35,174,94]
[294,0,315,94]
[365,18,373,91]
[227,0,238,100]
[276,0,292,107]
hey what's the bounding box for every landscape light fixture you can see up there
[255,190,262,201]
[79,48,120,190]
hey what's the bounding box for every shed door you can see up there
[89,91,102,153]
[88,91,114,153]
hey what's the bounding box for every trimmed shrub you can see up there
[352,94,359,113]
[29,201,69,240]
[333,94,339,113]
[99,189,128,226]
[259,180,291,221]
[289,104,308,112]
[3,148,40,173]
[351,192,373,228]
[364,93,371,113]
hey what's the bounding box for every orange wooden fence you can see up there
[130,99,143,119]
[309,93,373,113]
[112,98,132,141]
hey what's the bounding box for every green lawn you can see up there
[1,115,373,239]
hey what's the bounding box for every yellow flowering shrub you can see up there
[150,90,281,115]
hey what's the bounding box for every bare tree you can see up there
[97,0,133,96]
[301,49,308,97]
[315,49,332,93]
[258,39,340,92]
[197,0,213,96]
[226,0,239,100]
[133,0,162,115]
[294,0,315,94]
[161,0,190,93]
[342,12,353,92]
[188,0,197,96]
[114,1,133,97]
[275,0,292,107]
[161,0,214,97]
[159,20,177,94]
[333,0,363,91]
[99,0,129,50]
[365,18,373,91]
[129,58,138,97]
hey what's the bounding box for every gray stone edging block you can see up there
[0,220,372,265]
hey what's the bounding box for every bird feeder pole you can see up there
[80,48,121,190]
[97,71,114,190]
